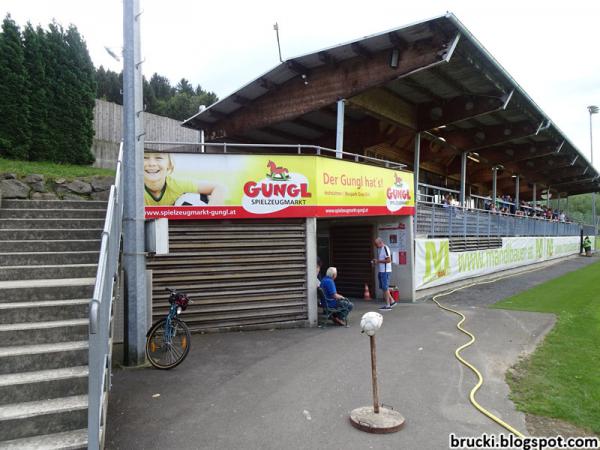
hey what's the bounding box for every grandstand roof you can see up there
[183,13,598,197]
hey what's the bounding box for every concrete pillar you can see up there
[515,175,520,207]
[305,217,318,326]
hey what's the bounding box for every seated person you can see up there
[319,267,354,326]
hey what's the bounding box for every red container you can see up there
[391,288,399,302]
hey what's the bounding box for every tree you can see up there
[176,78,194,95]
[63,25,96,164]
[97,69,219,122]
[149,73,173,100]
[41,21,95,164]
[43,22,70,162]
[22,23,50,160]
[96,66,122,104]
[0,15,31,159]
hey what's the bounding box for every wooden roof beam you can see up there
[203,35,451,137]
[438,120,544,153]
[259,77,279,90]
[347,87,416,129]
[417,90,513,131]
[318,51,339,67]
[351,42,373,59]
[286,59,310,75]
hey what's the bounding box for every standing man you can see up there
[373,237,396,311]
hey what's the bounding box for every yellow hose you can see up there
[430,266,548,437]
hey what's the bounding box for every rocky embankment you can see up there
[0,173,114,201]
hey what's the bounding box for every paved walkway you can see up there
[106,256,598,450]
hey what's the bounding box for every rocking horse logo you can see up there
[241,159,312,215]
[394,173,404,187]
[386,172,411,212]
[266,160,290,181]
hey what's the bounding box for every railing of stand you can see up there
[143,141,407,170]
[416,201,584,238]
[88,143,124,450]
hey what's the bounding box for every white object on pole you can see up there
[360,312,383,336]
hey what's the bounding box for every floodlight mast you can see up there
[123,0,147,365]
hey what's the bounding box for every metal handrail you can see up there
[143,141,407,170]
[88,143,124,450]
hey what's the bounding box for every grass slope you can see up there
[0,157,114,179]
[492,260,600,433]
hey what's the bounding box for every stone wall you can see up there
[0,173,115,201]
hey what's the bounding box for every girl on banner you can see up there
[143,152,227,206]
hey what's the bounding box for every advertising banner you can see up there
[414,236,591,290]
[144,153,414,220]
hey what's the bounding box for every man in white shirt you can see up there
[372,237,396,311]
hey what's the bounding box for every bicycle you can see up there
[145,287,192,369]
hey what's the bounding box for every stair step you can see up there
[0,252,99,267]
[0,279,95,303]
[0,209,106,219]
[0,219,105,230]
[0,229,102,241]
[0,300,88,324]
[0,428,87,450]
[0,366,88,405]
[0,240,100,253]
[0,342,88,375]
[0,396,87,442]
[0,319,88,346]
[2,199,107,210]
[0,264,97,281]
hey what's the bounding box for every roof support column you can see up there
[336,99,345,159]
[532,183,536,209]
[547,187,551,208]
[515,175,520,209]
[414,133,421,232]
[492,167,498,207]
[460,151,467,207]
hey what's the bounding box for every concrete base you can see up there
[349,406,405,434]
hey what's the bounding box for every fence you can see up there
[417,202,587,238]
[92,99,200,168]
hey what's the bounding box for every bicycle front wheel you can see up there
[145,317,191,369]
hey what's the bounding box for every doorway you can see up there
[317,220,374,298]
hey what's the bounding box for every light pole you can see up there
[589,105,598,232]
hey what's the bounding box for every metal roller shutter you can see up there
[147,219,308,331]
[330,225,374,298]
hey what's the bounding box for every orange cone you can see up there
[363,283,372,301]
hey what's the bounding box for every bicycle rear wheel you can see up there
[145,317,191,369]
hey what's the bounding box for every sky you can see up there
[2,0,600,164]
